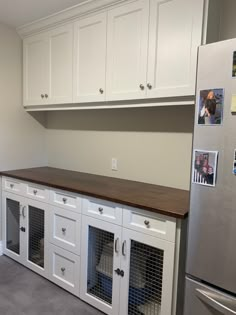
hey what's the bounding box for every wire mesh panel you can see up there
[87,226,114,305]
[28,206,45,268]
[128,240,164,315]
[6,198,20,255]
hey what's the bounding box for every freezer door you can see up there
[184,277,236,315]
[187,38,236,293]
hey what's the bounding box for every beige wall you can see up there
[46,106,194,190]
[0,23,47,170]
[219,0,236,40]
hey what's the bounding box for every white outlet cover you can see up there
[111,158,118,171]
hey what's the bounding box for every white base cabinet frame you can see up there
[80,215,122,315]
[119,228,175,315]
[2,191,49,278]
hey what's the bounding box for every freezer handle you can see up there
[196,289,236,314]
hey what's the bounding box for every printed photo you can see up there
[233,149,236,175]
[232,51,236,77]
[192,150,218,187]
[197,89,224,125]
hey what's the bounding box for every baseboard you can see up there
[0,241,3,256]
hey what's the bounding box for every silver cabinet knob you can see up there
[62,228,66,233]
[41,94,45,98]
[33,190,37,195]
[61,267,65,273]
[10,184,14,189]
[62,198,67,204]
[144,220,150,227]
[139,84,145,90]
[99,88,104,94]
[98,207,103,214]
[45,94,48,98]
[147,83,152,90]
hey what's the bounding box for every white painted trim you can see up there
[17,0,129,38]
[0,241,3,256]
[24,100,195,111]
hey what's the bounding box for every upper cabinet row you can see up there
[23,0,209,108]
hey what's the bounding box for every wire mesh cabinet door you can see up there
[24,198,49,277]
[119,228,175,315]
[2,192,25,264]
[80,215,122,315]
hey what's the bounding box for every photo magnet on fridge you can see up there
[233,149,236,175]
[192,150,218,187]
[232,51,236,77]
[197,89,224,125]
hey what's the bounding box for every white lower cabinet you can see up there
[48,244,80,296]
[80,216,122,315]
[2,191,49,277]
[2,178,179,315]
[80,215,175,315]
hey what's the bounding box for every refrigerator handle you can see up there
[196,289,236,315]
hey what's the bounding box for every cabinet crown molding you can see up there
[17,0,128,38]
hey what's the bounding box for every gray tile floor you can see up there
[0,256,103,315]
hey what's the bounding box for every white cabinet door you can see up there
[23,33,49,106]
[24,198,49,277]
[48,24,73,104]
[147,0,204,98]
[74,13,107,103]
[106,0,149,101]
[80,215,122,315]
[2,192,25,264]
[119,228,175,315]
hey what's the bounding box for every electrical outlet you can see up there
[111,158,118,171]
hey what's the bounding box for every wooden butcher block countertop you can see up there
[0,167,189,219]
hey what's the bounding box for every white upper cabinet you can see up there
[22,0,219,108]
[48,25,73,104]
[146,0,204,98]
[74,13,107,103]
[23,24,73,106]
[24,34,49,106]
[106,0,149,101]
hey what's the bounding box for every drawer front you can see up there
[82,197,122,225]
[50,190,81,213]
[25,183,49,202]
[48,244,80,296]
[2,177,22,194]
[49,207,81,255]
[123,207,176,242]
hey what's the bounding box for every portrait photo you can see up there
[197,89,224,125]
[192,150,218,187]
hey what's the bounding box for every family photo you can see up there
[198,89,224,125]
[192,150,218,187]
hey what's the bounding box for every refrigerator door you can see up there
[184,277,236,315]
[186,38,236,293]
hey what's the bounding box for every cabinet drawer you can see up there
[49,207,81,255]
[50,190,81,213]
[25,183,49,202]
[48,244,80,296]
[123,207,176,242]
[2,177,22,194]
[82,197,122,225]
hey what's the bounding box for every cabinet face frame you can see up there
[106,0,149,101]
[48,24,74,104]
[119,228,175,315]
[2,192,25,264]
[80,215,122,315]
[24,198,49,277]
[73,12,107,103]
[146,0,204,98]
[23,33,50,106]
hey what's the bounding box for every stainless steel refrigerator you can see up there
[184,38,236,314]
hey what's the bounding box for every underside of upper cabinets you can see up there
[21,0,222,111]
